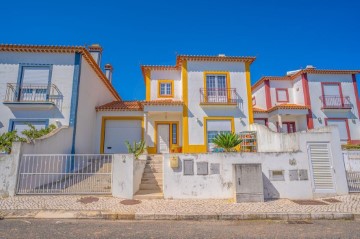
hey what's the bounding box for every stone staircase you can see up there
[134,155,164,200]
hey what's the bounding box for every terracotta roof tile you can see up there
[96,100,184,111]
[142,100,184,106]
[141,54,256,82]
[96,101,143,111]
[253,107,267,113]
[254,104,309,114]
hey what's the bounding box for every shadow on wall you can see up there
[262,173,280,199]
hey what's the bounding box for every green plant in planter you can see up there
[0,131,25,154]
[212,132,242,152]
[125,140,146,159]
[21,124,56,143]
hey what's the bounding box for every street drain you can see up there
[77,196,99,204]
[120,199,141,205]
[291,200,328,205]
[287,220,313,224]
[323,198,341,203]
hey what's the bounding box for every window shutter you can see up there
[323,84,340,96]
[277,89,288,102]
[207,120,231,131]
[22,67,50,85]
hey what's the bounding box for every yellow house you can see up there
[96,54,256,154]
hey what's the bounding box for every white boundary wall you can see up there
[0,142,21,197]
[163,125,348,199]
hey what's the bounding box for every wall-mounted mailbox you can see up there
[183,159,194,175]
[210,163,220,175]
[170,156,179,168]
[197,162,208,175]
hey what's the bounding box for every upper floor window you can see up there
[158,80,174,98]
[203,73,231,103]
[252,96,256,106]
[276,88,289,103]
[18,66,52,102]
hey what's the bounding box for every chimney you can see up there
[306,65,316,69]
[88,44,102,65]
[105,64,113,83]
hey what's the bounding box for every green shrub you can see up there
[0,131,25,154]
[21,124,56,142]
[342,144,360,151]
[212,132,243,152]
[125,140,146,159]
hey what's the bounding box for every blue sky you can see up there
[1,0,359,100]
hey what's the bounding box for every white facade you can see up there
[0,45,119,154]
[252,69,360,143]
[96,55,255,154]
[0,52,76,132]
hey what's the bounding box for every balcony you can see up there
[4,83,63,109]
[319,95,352,110]
[200,88,238,105]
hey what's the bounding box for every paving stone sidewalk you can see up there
[1,194,360,220]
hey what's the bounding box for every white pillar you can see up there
[112,154,134,199]
[277,114,283,131]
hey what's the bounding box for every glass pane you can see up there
[166,83,171,95]
[207,131,218,144]
[172,124,177,144]
[217,76,226,88]
[160,84,165,95]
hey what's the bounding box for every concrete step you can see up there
[146,161,163,165]
[134,190,164,200]
[139,183,162,190]
[144,167,162,173]
[142,172,162,179]
[145,163,162,168]
[147,155,164,161]
[141,178,163,184]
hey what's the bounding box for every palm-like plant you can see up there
[125,140,146,159]
[212,132,242,152]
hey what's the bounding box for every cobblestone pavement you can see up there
[1,194,360,214]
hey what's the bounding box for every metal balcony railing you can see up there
[319,95,352,109]
[200,88,237,104]
[4,83,62,104]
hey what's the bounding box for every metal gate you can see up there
[343,151,360,192]
[17,154,113,195]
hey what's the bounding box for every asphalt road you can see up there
[1,219,360,239]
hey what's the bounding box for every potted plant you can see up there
[212,132,243,152]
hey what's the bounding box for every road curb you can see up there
[0,210,355,221]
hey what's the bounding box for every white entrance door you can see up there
[308,143,335,193]
[157,124,170,153]
[104,120,142,154]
